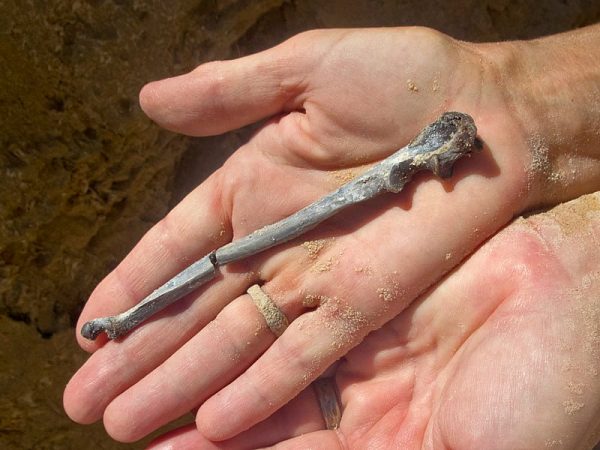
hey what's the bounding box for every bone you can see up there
[81,112,481,341]
[81,254,217,340]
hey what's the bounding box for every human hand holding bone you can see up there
[79,111,482,341]
[144,192,600,450]
[64,25,600,445]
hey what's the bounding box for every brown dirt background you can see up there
[1,0,599,448]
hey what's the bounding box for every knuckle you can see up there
[218,148,262,204]
[153,215,185,258]
[487,227,555,288]
[193,60,229,115]
[274,328,316,376]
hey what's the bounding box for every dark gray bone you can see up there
[81,112,481,340]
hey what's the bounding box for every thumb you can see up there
[139,36,313,136]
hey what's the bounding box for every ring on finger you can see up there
[247,284,289,337]
[313,377,342,430]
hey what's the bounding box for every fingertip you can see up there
[139,73,203,135]
[140,65,237,137]
[195,391,254,442]
[139,80,159,117]
[195,403,230,442]
[195,412,217,442]
[102,406,130,443]
[62,381,79,423]
[63,375,99,425]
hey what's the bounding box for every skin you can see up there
[63,25,600,448]
[146,193,600,449]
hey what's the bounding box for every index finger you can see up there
[76,170,230,352]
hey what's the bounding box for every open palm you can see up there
[63,27,585,445]
[149,192,600,449]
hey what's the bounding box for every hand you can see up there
[147,192,600,449]
[64,26,600,443]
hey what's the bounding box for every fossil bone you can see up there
[81,112,481,340]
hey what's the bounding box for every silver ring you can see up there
[247,284,289,337]
[313,377,342,430]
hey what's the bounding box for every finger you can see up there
[101,275,307,442]
[196,292,374,441]
[147,388,324,450]
[66,130,331,427]
[75,170,231,352]
[138,32,319,136]
[63,266,251,425]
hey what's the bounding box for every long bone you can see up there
[81,111,481,341]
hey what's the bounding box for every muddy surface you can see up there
[1,0,599,448]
